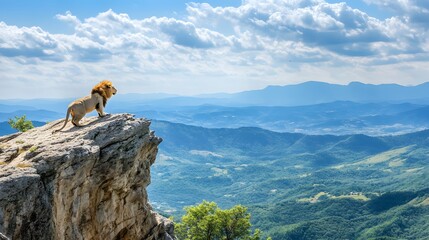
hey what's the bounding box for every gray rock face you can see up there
[0,114,174,240]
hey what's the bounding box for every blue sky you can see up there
[0,0,428,98]
[0,0,242,32]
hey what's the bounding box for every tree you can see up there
[217,205,251,240]
[8,115,34,132]
[176,201,269,240]
[177,201,220,240]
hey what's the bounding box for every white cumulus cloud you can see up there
[0,0,429,99]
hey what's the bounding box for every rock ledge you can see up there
[0,114,174,240]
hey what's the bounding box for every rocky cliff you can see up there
[0,114,174,240]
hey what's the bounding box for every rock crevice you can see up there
[0,114,174,240]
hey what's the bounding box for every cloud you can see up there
[56,11,81,26]
[4,2,427,63]
[1,1,429,99]
[186,0,429,58]
[56,9,232,50]
[0,22,62,60]
[364,0,429,27]
[139,16,233,49]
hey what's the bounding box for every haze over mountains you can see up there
[119,81,429,107]
[193,81,429,106]
[1,81,429,239]
[2,81,429,136]
[3,81,429,108]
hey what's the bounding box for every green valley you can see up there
[148,121,429,239]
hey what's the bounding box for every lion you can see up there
[53,80,117,133]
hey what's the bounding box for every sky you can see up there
[0,0,428,99]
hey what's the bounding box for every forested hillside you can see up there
[148,121,429,239]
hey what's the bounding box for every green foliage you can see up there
[252,190,429,240]
[149,121,429,239]
[8,115,34,132]
[176,201,268,240]
[29,146,38,152]
[367,191,417,213]
[176,201,219,239]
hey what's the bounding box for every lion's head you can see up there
[91,80,117,106]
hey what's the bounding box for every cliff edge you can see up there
[0,114,174,240]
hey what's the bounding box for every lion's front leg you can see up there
[96,106,107,117]
[96,101,107,117]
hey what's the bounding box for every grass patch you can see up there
[419,197,429,206]
[15,140,25,144]
[298,192,331,203]
[358,146,411,165]
[29,146,38,152]
[405,167,424,173]
[388,158,405,167]
[16,145,37,155]
[16,162,32,168]
[298,191,370,203]
[333,194,370,201]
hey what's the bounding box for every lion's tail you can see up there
[52,107,72,134]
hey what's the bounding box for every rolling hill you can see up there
[133,101,427,135]
[148,121,429,239]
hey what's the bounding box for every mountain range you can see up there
[1,81,429,239]
[3,81,429,109]
[130,101,429,135]
[2,81,429,136]
[134,81,429,107]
